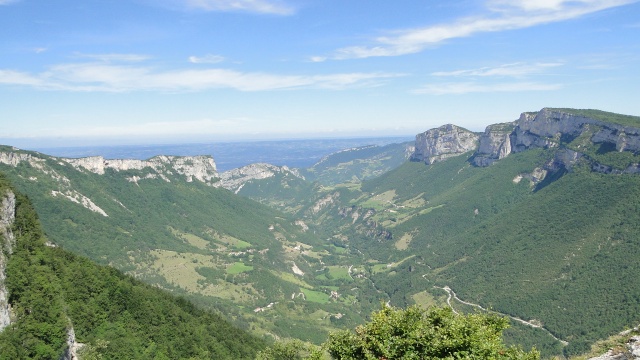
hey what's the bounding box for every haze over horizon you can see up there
[1,0,639,148]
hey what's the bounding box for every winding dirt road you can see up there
[438,286,568,346]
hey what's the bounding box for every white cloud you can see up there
[0,0,19,5]
[0,63,402,92]
[0,70,43,86]
[413,81,562,95]
[323,0,636,60]
[309,56,327,63]
[183,0,294,15]
[73,53,151,62]
[189,54,225,64]
[431,62,564,77]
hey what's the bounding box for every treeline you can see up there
[0,173,265,359]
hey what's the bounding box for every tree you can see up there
[260,305,540,360]
[256,339,323,360]
[326,305,539,360]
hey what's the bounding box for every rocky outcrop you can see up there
[473,123,515,166]
[309,192,340,215]
[0,151,71,185]
[0,150,219,186]
[59,326,84,360]
[471,109,640,173]
[411,124,479,165]
[588,327,640,360]
[512,109,640,152]
[65,155,219,185]
[214,163,304,194]
[0,190,16,254]
[0,190,16,332]
[510,108,640,154]
[513,149,581,187]
[51,190,108,217]
[338,206,392,241]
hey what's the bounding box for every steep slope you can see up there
[338,108,640,356]
[245,107,640,357]
[0,147,380,343]
[0,173,265,359]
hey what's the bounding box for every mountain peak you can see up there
[411,124,479,164]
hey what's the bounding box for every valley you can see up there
[1,107,640,358]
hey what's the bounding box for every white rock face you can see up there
[291,262,304,276]
[0,150,221,220]
[51,190,109,217]
[589,333,640,360]
[309,192,340,215]
[513,108,640,153]
[215,163,304,193]
[0,191,16,254]
[473,123,515,166]
[0,152,71,185]
[60,326,84,360]
[472,108,640,171]
[65,156,107,174]
[411,124,479,165]
[0,190,16,332]
[295,220,308,232]
[66,155,219,185]
[2,149,220,189]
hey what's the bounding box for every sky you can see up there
[1,0,639,147]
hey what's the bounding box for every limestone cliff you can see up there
[472,108,640,175]
[0,150,219,186]
[0,149,222,219]
[0,189,15,332]
[411,124,479,164]
[472,122,515,166]
[214,163,304,194]
[65,154,219,185]
[512,108,640,153]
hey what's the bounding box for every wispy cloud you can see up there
[182,0,294,15]
[431,62,564,78]
[318,0,636,60]
[0,70,43,86]
[418,61,564,94]
[73,53,151,62]
[0,0,19,5]
[0,63,402,92]
[189,54,225,64]
[413,81,562,95]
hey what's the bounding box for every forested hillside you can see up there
[2,108,640,358]
[0,148,381,344]
[0,173,265,359]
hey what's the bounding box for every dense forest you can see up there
[0,173,265,359]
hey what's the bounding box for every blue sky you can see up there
[1,0,639,147]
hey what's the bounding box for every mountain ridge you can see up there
[1,107,640,358]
